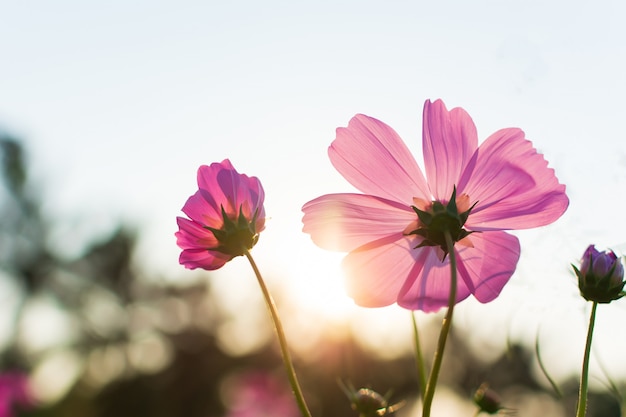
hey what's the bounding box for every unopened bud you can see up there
[473,383,502,415]
[339,381,404,417]
[574,245,625,303]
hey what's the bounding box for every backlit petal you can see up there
[196,160,233,211]
[197,159,266,220]
[341,235,419,307]
[397,247,472,312]
[175,217,218,249]
[454,231,520,303]
[422,99,478,200]
[176,218,232,270]
[460,128,568,230]
[329,114,430,203]
[397,231,520,310]
[302,193,414,252]
[179,248,231,270]
[181,190,223,228]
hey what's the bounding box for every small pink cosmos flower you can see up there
[302,99,568,312]
[176,159,265,270]
[224,371,298,417]
[0,371,33,417]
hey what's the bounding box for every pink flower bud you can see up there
[574,245,625,303]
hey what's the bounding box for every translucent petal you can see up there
[175,217,218,249]
[302,193,414,252]
[397,231,520,310]
[329,114,430,203]
[196,159,266,221]
[396,247,472,312]
[460,128,568,230]
[455,231,520,303]
[181,190,222,228]
[341,235,419,307]
[179,248,231,270]
[422,99,478,200]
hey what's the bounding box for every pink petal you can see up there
[454,231,520,303]
[396,247,473,312]
[181,190,223,228]
[196,160,233,210]
[397,231,520,311]
[179,248,231,270]
[232,174,265,220]
[176,218,230,270]
[183,186,265,234]
[459,128,568,230]
[175,217,218,249]
[341,235,420,307]
[253,215,266,235]
[422,99,478,200]
[196,160,266,220]
[329,114,430,203]
[302,193,414,252]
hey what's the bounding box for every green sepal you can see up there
[573,262,626,304]
[406,187,477,260]
[206,205,260,257]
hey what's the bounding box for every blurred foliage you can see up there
[0,135,621,417]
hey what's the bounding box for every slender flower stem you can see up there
[243,249,313,417]
[421,231,457,417]
[411,311,427,399]
[535,333,563,398]
[576,301,598,417]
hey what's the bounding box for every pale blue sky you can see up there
[1,0,626,387]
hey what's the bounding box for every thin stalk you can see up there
[421,231,457,417]
[576,301,598,417]
[412,311,427,400]
[243,249,313,417]
[535,333,563,398]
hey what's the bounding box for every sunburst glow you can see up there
[285,248,357,324]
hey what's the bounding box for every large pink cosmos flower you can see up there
[302,99,568,312]
[176,159,265,270]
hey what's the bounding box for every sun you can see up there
[284,246,358,325]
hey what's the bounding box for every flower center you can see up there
[405,187,477,259]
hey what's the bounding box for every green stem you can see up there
[421,231,457,417]
[576,301,598,417]
[243,249,313,417]
[411,311,427,399]
[535,333,563,398]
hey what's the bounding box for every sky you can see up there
[1,0,626,392]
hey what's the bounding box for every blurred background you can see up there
[1,1,626,416]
